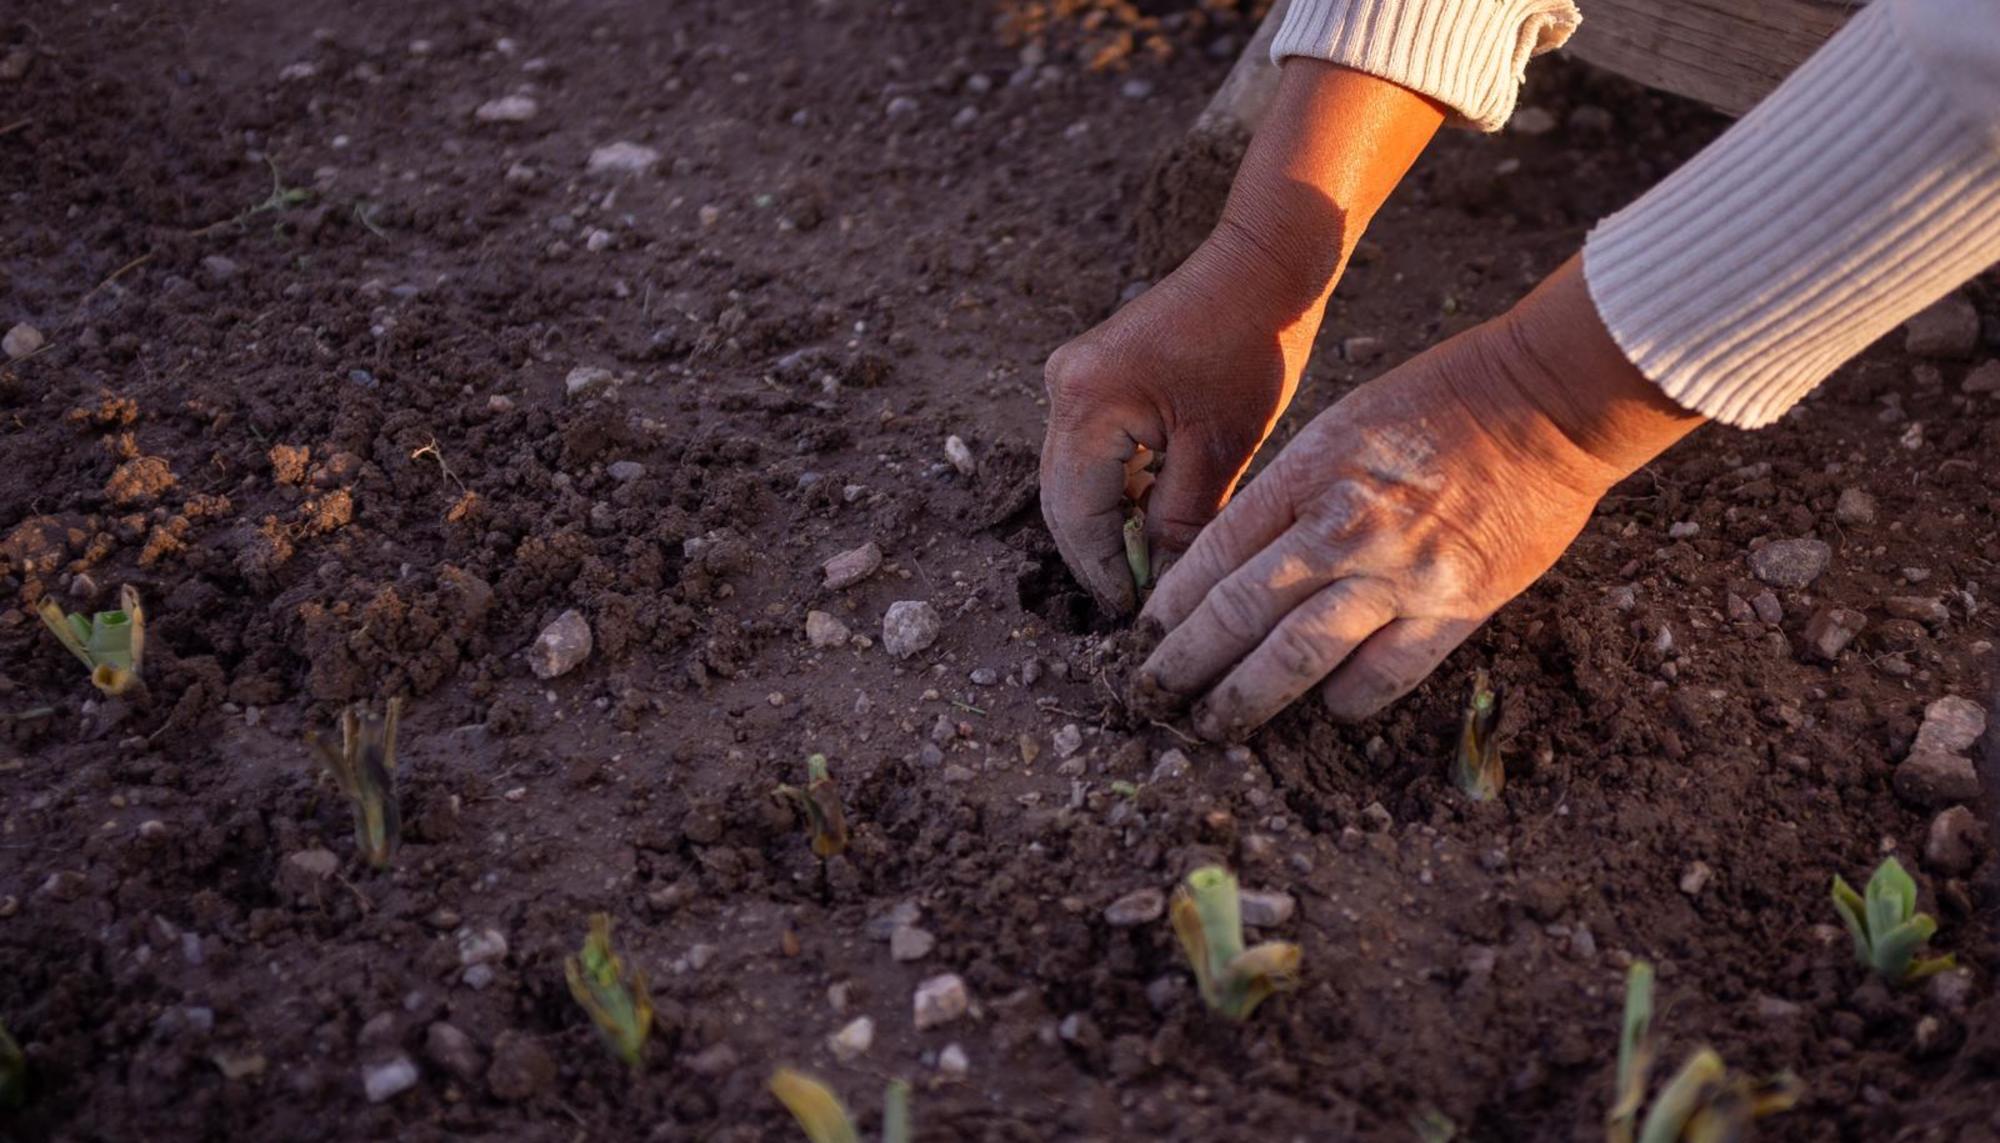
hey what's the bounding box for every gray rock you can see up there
[1915,696,1988,756]
[362,1055,420,1103]
[1834,488,1878,526]
[1342,335,1383,365]
[822,542,883,589]
[586,141,662,175]
[1679,861,1714,896]
[278,848,339,898]
[913,973,970,1029]
[1885,596,1950,626]
[943,435,977,477]
[881,600,941,659]
[607,460,646,482]
[686,1042,740,1077]
[1668,521,1700,539]
[1925,805,1987,874]
[938,1042,969,1077]
[474,94,538,123]
[1754,995,1803,1022]
[864,902,923,940]
[1964,360,2000,395]
[200,255,240,284]
[2,323,43,360]
[1752,589,1785,625]
[1928,969,1975,1014]
[885,95,919,118]
[1150,748,1192,782]
[424,1022,484,1082]
[890,926,936,962]
[564,365,618,398]
[1103,888,1164,927]
[1802,607,1867,660]
[1896,752,1981,807]
[969,667,999,686]
[1750,538,1831,588]
[1052,723,1083,758]
[805,610,851,649]
[1238,889,1297,927]
[529,610,593,679]
[1904,293,1981,359]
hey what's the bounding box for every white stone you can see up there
[890,926,935,962]
[587,141,663,175]
[363,1055,420,1102]
[565,365,619,399]
[805,610,851,649]
[1102,888,1164,927]
[913,973,969,1029]
[1052,723,1083,759]
[938,1042,969,1077]
[1238,889,1297,927]
[2,323,43,360]
[822,542,882,589]
[474,94,538,123]
[829,1016,874,1061]
[529,610,593,679]
[456,927,509,967]
[944,435,977,477]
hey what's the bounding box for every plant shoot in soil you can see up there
[769,1068,911,1143]
[306,699,402,868]
[1607,961,1800,1143]
[1170,865,1301,1020]
[1831,856,1954,984]
[1454,668,1502,801]
[1124,513,1151,592]
[0,1018,23,1108]
[775,753,849,859]
[37,584,146,698]
[565,913,655,1068]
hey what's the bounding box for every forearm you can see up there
[1206,60,1445,320]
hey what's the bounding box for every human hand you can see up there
[1040,62,1445,614]
[1135,257,1706,738]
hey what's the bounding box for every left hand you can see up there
[1135,256,1705,738]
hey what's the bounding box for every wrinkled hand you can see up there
[1137,258,1704,737]
[1040,231,1325,615]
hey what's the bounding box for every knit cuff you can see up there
[1583,0,2000,429]
[1269,0,1579,132]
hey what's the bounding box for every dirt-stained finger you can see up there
[1318,615,1479,723]
[1192,577,1397,741]
[1139,468,1294,634]
[1039,415,1141,615]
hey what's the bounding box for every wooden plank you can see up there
[1194,0,1291,138]
[1562,0,1857,117]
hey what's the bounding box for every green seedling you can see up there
[0,1019,22,1109]
[1831,856,1955,983]
[37,584,146,697]
[192,155,312,237]
[1453,669,1502,801]
[306,699,401,869]
[1410,1107,1457,1142]
[1170,865,1301,1020]
[769,1068,911,1143]
[565,913,655,1068]
[1123,513,1151,592]
[775,754,849,859]
[1608,962,1800,1143]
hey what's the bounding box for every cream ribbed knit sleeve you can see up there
[1270,0,1580,131]
[1583,0,2000,428]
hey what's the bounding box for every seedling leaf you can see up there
[1453,669,1503,800]
[1171,865,1300,1020]
[306,699,401,868]
[1608,962,1655,1143]
[881,1078,913,1143]
[36,584,146,696]
[1123,514,1151,592]
[564,913,654,1068]
[1637,1050,1724,1143]
[1833,857,1950,984]
[1611,961,1801,1142]
[774,754,849,859]
[770,1068,861,1143]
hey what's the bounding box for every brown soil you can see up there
[3,2,1998,1141]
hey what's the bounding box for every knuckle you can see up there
[1270,622,1327,681]
[1204,578,1268,644]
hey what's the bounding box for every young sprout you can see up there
[36,584,146,697]
[1123,514,1151,592]
[1410,1107,1457,1143]
[1453,669,1502,801]
[769,1068,911,1143]
[306,699,402,869]
[0,1019,22,1108]
[1170,865,1301,1020]
[565,913,655,1068]
[774,754,849,859]
[1607,961,1801,1143]
[1831,856,1955,983]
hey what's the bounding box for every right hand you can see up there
[1039,225,1332,615]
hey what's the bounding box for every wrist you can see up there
[1455,256,1705,493]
